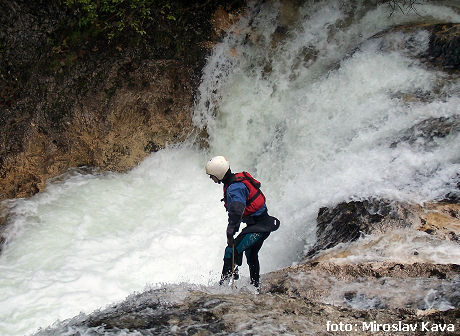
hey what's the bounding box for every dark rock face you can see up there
[376,22,460,73]
[306,198,460,259]
[426,23,460,70]
[306,200,416,257]
[391,115,460,150]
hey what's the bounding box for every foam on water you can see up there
[194,0,460,268]
[0,148,228,335]
[1,0,460,335]
[314,229,460,265]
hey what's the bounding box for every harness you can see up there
[223,172,266,217]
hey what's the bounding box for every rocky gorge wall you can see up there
[0,0,245,202]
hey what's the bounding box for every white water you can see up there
[1,1,460,335]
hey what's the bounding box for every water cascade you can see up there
[1,1,459,335]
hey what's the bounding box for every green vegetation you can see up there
[62,0,176,40]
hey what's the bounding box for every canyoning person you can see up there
[205,156,280,289]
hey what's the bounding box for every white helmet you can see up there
[206,156,230,180]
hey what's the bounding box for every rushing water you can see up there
[1,1,460,335]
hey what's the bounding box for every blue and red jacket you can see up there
[223,172,266,218]
[223,172,275,238]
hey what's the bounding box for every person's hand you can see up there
[227,235,234,246]
[226,225,235,246]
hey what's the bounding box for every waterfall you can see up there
[1,1,459,335]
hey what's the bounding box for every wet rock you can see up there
[306,199,418,258]
[35,284,460,336]
[390,115,460,150]
[267,261,460,283]
[307,199,460,258]
[271,196,460,319]
[372,22,460,73]
[263,261,460,317]
[416,202,460,242]
[445,176,460,203]
[211,5,246,41]
[0,214,6,253]
[425,23,460,70]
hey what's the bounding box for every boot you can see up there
[250,278,260,294]
[233,266,239,280]
[219,258,233,286]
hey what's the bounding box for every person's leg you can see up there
[219,254,233,285]
[244,232,269,288]
[220,232,268,285]
[220,243,242,285]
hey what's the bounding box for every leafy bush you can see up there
[62,0,176,39]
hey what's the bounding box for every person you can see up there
[205,156,280,289]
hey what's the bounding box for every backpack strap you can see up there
[247,188,264,205]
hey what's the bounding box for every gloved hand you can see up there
[226,224,235,246]
[227,234,234,246]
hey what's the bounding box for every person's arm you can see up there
[225,183,248,244]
